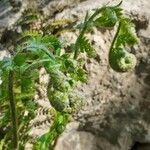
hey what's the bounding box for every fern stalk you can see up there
[109,21,121,52]
[8,70,18,149]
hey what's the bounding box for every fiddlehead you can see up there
[74,1,139,72]
[109,47,137,72]
[109,19,138,72]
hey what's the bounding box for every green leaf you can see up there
[48,89,69,112]
[14,53,27,66]
[71,68,87,82]
[55,48,61,56]
[0,139,5,149]
[79,36,96,58]
[41,35,61,50]
[0,57,13,71]
[109,47,137,72]
[116,18,139,46]
[25,41,55,59]
[23,34,61,56]
[21,59,55,73]
[94,7,118,28]
[34,132,54,150]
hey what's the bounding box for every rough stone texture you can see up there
[0,0,27,39]
[51,0,150,150]
[55,122,133,150]
[0,0,150,150]
[54,122,102,150]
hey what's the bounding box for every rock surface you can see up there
[0,0,150,150]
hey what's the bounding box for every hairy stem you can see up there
[8,70,18,149]
[109,21,121,52]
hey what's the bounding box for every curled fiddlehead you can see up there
[74,1,139,72]
[109,18,138,72]
[109,47,137,72]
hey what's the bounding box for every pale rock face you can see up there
[0,0,27,36]
[0,50,10,60]
[54,122,99,150]
[54,122,133,150]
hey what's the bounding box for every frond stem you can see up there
[109,21,121,52]
[8,70,18,149]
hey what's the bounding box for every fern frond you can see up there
[24,34,61,51]
[22,31,40,38]
[79,36,96,57]
[94,7,118,28]
[18,34,61,60]
[93,3,123,28]
[40,35,61,51]
[34,112,70,149]
[17,31,40,45]
[116,18,139,47]
[43,19,76,35]
[109,47,137,72]
[113,7,123,18]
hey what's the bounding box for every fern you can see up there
[109,47,137,72]
[94,7,118,28]
[74,1,138,72]
[116,18,139,47]
[21,32,61,57]
[79,36,96,57]
[34,112,70,150]
[0,1,139,149]
[73,3,122,58]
